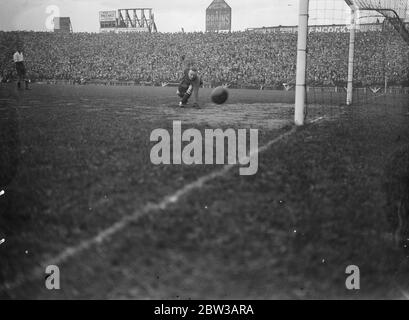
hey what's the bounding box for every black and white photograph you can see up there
[0,0,409,303]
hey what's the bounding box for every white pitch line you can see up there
[310,116,324,124]
[395,284,409,300]
[0,117,325,293]
[401,290,409,300]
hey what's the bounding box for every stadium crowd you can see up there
[0,28,408,87]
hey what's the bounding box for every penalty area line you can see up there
[0,117,325,293]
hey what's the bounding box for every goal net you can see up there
[295,0,409,125]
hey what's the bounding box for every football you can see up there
[210,86,229,105]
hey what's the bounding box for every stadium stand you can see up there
[0,30,408,88]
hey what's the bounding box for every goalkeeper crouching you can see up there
[177,67,203,108]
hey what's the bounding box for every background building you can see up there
[53,17,73,33]
[99,9,157,33]
[206,0,232,32]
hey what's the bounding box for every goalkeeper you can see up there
[177,67,203,108]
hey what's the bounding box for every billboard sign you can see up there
[99,11,116,22]
[206,0,231,32]
[116,27,150,33]
[100,28,117,33]
[247,22,405,34]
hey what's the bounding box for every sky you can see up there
[0,0,301,32]
[1,0,407,33]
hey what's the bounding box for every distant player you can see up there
[177,66,203,108]
[13,45,30,90]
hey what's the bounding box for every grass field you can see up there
[0,83,408,299]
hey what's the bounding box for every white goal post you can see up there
[294,0,409,125]
[294,0,309,126]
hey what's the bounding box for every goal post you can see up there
[345,0,409,45]
[345,0,409,106]
[294,0,310,126]
[346,4,357,105]
[294,0,409,125]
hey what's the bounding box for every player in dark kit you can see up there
[13,46,30,90]
[177,67,203,108]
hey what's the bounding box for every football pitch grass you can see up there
[0,84,408,299]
